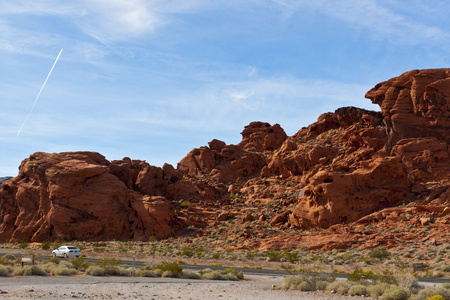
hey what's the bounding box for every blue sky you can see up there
[1,0,450,176]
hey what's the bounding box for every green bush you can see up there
[382,287,409,300]
[348,284,368,296]
[426,296,445,300]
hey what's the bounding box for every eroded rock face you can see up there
[365,68,450,152]
[289,157,411,229]
[177,121,285,183]
[0,152,181,242]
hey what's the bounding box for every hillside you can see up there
[0,69,448,251]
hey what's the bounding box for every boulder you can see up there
[0,152,180,242]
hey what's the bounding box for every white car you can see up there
[52,246,81,258]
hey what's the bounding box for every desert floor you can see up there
[0,275,360,300]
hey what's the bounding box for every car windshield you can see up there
[67,247,78,250]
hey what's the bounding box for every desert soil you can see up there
[0,275,359,300]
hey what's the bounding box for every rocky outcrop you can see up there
[365,68,450,152]
[177,122,286,183]
[0,152,182,242]
[289,157,411,229]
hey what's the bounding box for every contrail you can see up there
[17,48,63,136]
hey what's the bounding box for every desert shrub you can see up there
[52,266,77,276]
[138,269,158,277]
[426,296,445,300]
[13,265,47,276]
[410,286,450,300]
[153,261,183,278]
[282,250,299,263]
[181,271,202,279]
[325,280,351,295]
[144,268,160,277]
[202,270,223,280]
[394,272,418,290]
[0,265,10,276]
[367,283,391,298]
[181,247,194,257]
[382,286,409,300]
[315,280,329,291]
[266,250,282,262]
[369,247,391,260]
[41,241,51,250]
[281,273,334,291]
[2,254,16,262]
[41,262,59,274]
[46,256,60,264]
[70,256,91,271]
[95,258,121,268]
[281,274,315,291]
[223,268,243,280]
[348,284,368,296]
[442,283,450,289]
[195,247,205,258]
[0,254,16,266]
[348,267,373,282]
[85,266,105,276]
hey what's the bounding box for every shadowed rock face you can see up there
[365,68,450,152]
[0,69,448,250]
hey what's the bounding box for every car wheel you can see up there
[64,253,68,258]
[52,253,56,257]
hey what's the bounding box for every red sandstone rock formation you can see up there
[0,69,448,250]
[365,68,450,152]
[0,152,182,242]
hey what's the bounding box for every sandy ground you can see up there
[0,275,361,300]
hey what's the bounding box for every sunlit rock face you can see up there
[365,68,450,152]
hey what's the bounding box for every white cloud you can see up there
[269,0,449,45]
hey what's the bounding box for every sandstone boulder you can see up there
[0,152,180,242]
